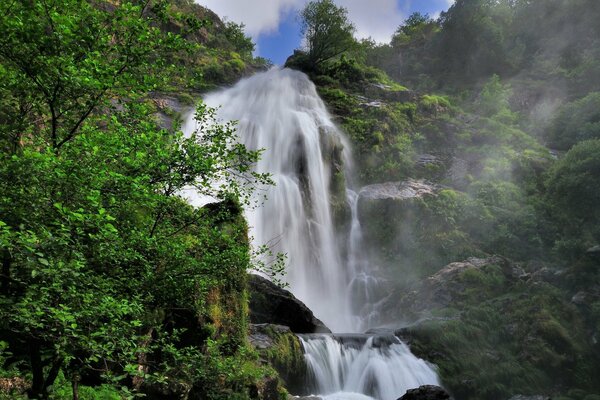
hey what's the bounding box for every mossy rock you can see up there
[249,324,307,395]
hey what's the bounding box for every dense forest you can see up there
[1,0,599,400]
[286,0,600,398]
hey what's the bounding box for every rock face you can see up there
[363,82,417,103]
[359,179,438,201]
[248,274,330,334]
[248,324,307,395]
[356,179,440,276]
[383,256,522,324]
[397,385,451,400]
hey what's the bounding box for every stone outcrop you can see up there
[383,256,526,323]
[356,179,441,276]
[358,179,438,202]
[248,274,330,334]
[249,324,307,395]
[397,385,451,400]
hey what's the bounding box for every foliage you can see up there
[475,74,516,122]
[298,0,356,70]
[0,1,273,399]
[548,92,600,150]
[545,139,600,258]
[405,275,597,400]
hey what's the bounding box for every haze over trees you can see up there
[286,0,600,398]
[0,0,599,399]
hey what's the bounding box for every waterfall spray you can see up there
[183,68,439,399]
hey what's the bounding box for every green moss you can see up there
[420,94,451,110]
[252,326,306,393]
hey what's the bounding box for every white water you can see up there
[201,68,357,332]
[184,68,439,399]
[301,335,440,400]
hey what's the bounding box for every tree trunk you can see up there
[72,373,80,400]
[43,356,63,395]
[1,249,10,295]
[28,341,44,399]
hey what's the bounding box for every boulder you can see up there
[249,323,292,350]
[248,274,330,334]
[249,324,307,395]
[507,396,550,400]
[397,385,451,400]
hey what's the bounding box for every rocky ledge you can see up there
[359,179,438,201]
[248,274,330,334]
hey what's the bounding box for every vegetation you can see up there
[0,1,277,399]
[293,0,356,71]
[2,0,600,399]
[288,0,600,398]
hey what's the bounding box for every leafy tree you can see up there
[545,139,600,257]
[299,0,356,70]
[548,92,600,150]
[0,1,271,399]
[0,0,185,153]
[475,74,518,123]
[223,21,255,59]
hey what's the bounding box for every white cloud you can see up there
[197,0,303,38]
[197,0,458,43]
[338,0,406,43]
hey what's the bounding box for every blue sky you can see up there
[199,0,454,65]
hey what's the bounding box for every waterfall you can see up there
[202,67,357,332]
[300,334,440,400]
[183,68,439,399]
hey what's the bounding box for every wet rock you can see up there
[249,324,307,396]
[397,385,451,400]
[249,324,291,350]
[358,179,438,201]
[248,274,330,334]
[356,180,440,280]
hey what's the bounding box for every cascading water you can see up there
[184,68,439,399]
[201,68,356,332]
[300,334,440,400]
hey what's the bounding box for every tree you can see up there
[548,92,600,151]
[545,139,600,258]
[0,1,271,399]
[299,0,356,70]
